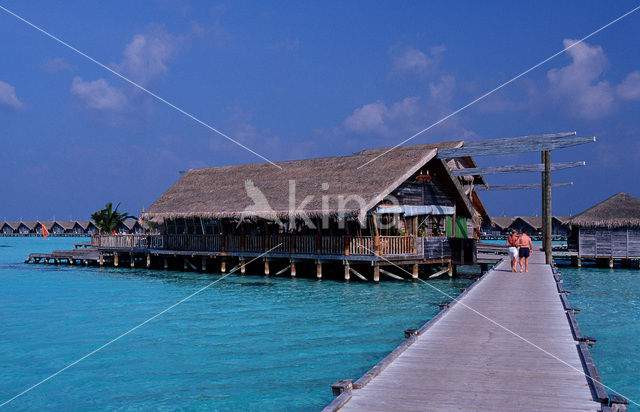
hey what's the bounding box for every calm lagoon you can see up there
[0,237,472,411]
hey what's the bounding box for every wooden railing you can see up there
[91,234,425,257]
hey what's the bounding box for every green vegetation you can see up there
[91,202,135,234]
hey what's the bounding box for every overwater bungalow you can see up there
[77,220,99,235]
[482,216,515,236]
[552,216,570,237]
[18,221,37,234]
[508,216,541,236]
[567,192,640,267]
[91,141,488,280]
[1,221,19,234]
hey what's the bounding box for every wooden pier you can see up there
[325,253,626,411]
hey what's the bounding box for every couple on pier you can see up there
[506,229,533,273]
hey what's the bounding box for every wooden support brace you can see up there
[429,267,449,279]
[380,268,404,280]
[349,267,367,281]
[275,264,291,276]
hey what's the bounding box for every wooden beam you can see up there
[437,134,595,158]
[438,132,575,158]
[475,182,572,191]
[380,268,404,280]
[452,161,585,176]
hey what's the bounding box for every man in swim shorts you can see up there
[506,229,519,272]
[518,228,533,272]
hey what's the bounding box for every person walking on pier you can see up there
[518,228,533,272]
[506,229,519,272]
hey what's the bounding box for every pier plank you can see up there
[333,254,602,412]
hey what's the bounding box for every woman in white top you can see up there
[506,230,519,272]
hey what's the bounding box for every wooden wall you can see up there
[390,180,455,207]
[579,227,640,258]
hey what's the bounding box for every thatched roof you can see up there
[489,216,515,229]
[20,221,38,230]
[2,221,20,230]
[568,192,640,228]
[142,141,470,220]
[514,216,542,230]
[76,220,97,230]
[55,221,77,230]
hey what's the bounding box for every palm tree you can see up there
[91,202,136,234]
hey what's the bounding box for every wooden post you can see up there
[163,256,168,269]
[99,252,104,267]
[114,252,119,267]
[577,257,582,268]
[201,256,207,271]
[264,260,270,276]
[372,213,381,256]
[316,261,322,279]
[448,261,453,277]
[373,263,380,282]
[221,260,226,273]
[412,263,419,280]
[344,262,350,280]
[543,150,552,264]
[609,258,614,269]
[290,261,296,277]
[240,259,246,275]
[130,253,135,268]
[183,257,188,270]
[146,253,151,268]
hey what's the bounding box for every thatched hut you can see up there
[567,192,640,259]
[482,216,515,236]
[509,216,541,236]
[18,221,37,234]
[1,221,19,234]
[140,141,486,262]
[77,221,99,234]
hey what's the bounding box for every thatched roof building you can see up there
[568,192,640,228]
[489,217,515,231]
[142,141,478,222]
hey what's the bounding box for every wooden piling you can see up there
[448,261,453,277]
[130,253,135,268]
[344,263,351,281]
[317,261,322,279]
[146,253,151,268]
[609,257,614,269]
[577,257,582,268]
[412,264,419,280]
[290,261,296,277]
[201,256,207,271]
[163,256,168,269]
[373,263,380,282]
[114,252,119,267]
[240,259,246,275]
[99,252,104,267]
[264,260,269,276]
[183,257,188,270]
[221,260,226,273]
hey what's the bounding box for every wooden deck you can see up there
[326,253,610,411]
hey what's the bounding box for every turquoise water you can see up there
[0,237,473,411]
[560,267,640,410]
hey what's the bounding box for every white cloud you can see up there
[40,57,73,73]
[547,39,615,119]
[116,27,176,86]
[392,45,445,75]
[429,75,456,104]
[342,97,421,137]
[71,77,127,111]
[617,71,640,101]
[0,81,24,110]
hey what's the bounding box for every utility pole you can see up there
[541,151,552,264]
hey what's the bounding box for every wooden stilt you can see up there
[316,262,322,279]
[290,261,296,277]
[344,263,350,281]
[163,256,168,269]
[146,253,151,268]
[609,258,614,269]
[412,264,419,280]
[99,252,104,266]
[240,259,246,275]
[130,253,135,268]
[577,257,582,268]
[373,263,380,282]
[448,262,453,277]
[264,260,270,276]
[201,256,207,271]
[114,252,119,267]
[221,260,226,273]
[183,257,188,270]
[83,259,88,266]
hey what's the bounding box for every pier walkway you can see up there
[327,253,610,411]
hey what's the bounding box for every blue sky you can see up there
[1,1,639,220]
